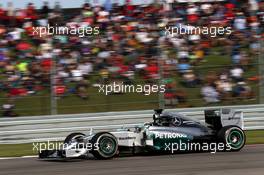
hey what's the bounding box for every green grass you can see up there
[0,143,35,157]
[245,130,264,144]
[0,130,263,157]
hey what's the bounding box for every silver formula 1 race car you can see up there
[39,108,246,160]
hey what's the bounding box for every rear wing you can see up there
[204,108,244,130]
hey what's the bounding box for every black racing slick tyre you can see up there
[91,132,118,159]
[64,132,85,144]
[217,126,246,151]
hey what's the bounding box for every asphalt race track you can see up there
[0,145,263,175]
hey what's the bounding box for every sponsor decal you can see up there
[154,132,188,139]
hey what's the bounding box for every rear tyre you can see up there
[217,126,246,151]
[91,132,118,159]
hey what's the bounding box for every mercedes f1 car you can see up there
[39,108,246,160]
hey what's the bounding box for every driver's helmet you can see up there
[159,117,172,126]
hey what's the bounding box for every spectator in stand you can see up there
[182,70,200,88]
[230,66,244,82]
[201,83,220,104]
[41,1,50,19]
[2,99,18,117]
[233,81,254,99]
[177,59,191,74]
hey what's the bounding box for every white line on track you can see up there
[0,155,37,160]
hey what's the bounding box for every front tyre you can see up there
[218,126,246,151]
[91,132,118,159]
[64,132,85,144]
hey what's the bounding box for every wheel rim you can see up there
[99,137,116,156]
[227,129,244,149]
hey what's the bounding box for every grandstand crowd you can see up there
[0,0,263,116]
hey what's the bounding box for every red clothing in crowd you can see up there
[41,59,52,72]
[188,14,199,23]
[9,88,27,96]
[125,0,135,16]
[224,3,235,20]
[225,3,235,10]
[0,7,4,16]
[25,4,38,20]
[144,64,158,79]
[55,86,66,95]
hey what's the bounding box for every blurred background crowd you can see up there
[0,0,263,116]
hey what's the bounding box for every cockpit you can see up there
[153,111,183,127]
[152,109,200,127]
